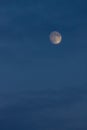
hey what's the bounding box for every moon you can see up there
[49,31,62,45]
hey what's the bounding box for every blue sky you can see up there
[0,0,87,129]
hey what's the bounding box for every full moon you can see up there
[49,31,62,45]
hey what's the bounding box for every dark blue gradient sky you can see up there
[0,0,87,129]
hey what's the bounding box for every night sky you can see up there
[0,0,87,129]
